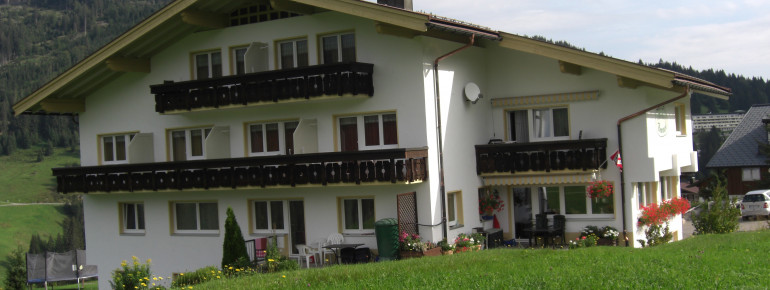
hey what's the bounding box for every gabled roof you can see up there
[13,0,731,116]
[707,104,770,168]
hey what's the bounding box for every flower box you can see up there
[399,250,423,259]
[423,247,442,257]
[597,238,617,246]
[442,250,454,255]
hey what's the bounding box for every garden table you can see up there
[322,243,364,265]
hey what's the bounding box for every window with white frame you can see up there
[102,133,135,164]
[321,32,355,64]
[172,202,219,234]
[341,198,375,233]
[193,51,222,80]
[538,185,614,216]
[339,113,398,152]
[170,128,212,161]
[231,46,248,75]
[508,107,569,142]
[248,121,298,156]
[121,202,145,234]
[447,191,463,227]
[674,103,687,135]
[253,200,287,233]
[277,38,308,69]
[742,167,761,181]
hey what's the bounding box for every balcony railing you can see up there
[54,148,427,194]
[151,62,374,113]
[475,139,607,174]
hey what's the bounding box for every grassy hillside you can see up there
[0,146,79,204]
[0,204,68,283]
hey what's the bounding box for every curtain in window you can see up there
[364,115,380,146]
[254,201,268,229]
[532,109,552,138]
[211,52,222,78]
[270,201,284,230]
[322,36,338,64]
[103,136,114,162]
[172,131,187,161]
[552,108,569,137]
[175,203,197,230]
[235,48,246,75]
[250,125,264,153]
[340,117,358,152]
[198,203,219,230]
[190,129,204,157]
[115,135,127,161]
[341,34,356,62]
[285,121,298,154]
[265,123,279,152]
[564,186,587,214]
[344,199,359,230]
[195,54,209,79]
[383,114,398,145]
[636,183,645,208]
[124,204,136,230]
[136,204,145,230]
[511,110,529,142]
[362,199,375,229]
[280,42,295,69]
[296,40,308,67]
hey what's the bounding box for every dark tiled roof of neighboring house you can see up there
[707,104,770,168]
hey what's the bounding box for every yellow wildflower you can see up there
[152,277,157,281]
[146,259,152,264]
[121,260,128,267]
[282,275,286,278]
[180,273,184,276]
[228,266,233,270]
[189,287,193,289]
[216,276,221,279]
[268,259,275,262]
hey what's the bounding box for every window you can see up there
[447,191,463,228]
[277,38,308,69]
[173,202,219,234]
[321,33,355,64]
[170,128,212,161]
[231,47,248,75]
[102,133,135,164]
[538,185,614,216]
[339,113,398,151]
[121,203,145,234]
[341,198,375,233]
[742,168,761,181]
[637,182,654,208]
[660,176,673,200]
[248,121,298,156]
[193,51,222,80]
[509,107,569,142]
[674,103,687,135]
[253,200,287,232]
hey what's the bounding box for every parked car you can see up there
[740,189,770,220]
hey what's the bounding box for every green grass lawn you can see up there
[0,204,67,282]
[0,146,79,204]
[189,230,770,289]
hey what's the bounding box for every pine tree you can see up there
[221,207,249,269]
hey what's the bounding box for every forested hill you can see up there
[0,1,767,157]
[0,0,171,155]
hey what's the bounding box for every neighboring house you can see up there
[12,0,730,288]
[707,104,770,197]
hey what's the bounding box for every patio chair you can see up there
[295,244,317,268]
[549,215,566,247]
[324,233,344,264]
[532,213,549,247]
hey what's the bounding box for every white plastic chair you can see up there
[307,238,326,266]
[295,244,316,268]
[324,233,344,264]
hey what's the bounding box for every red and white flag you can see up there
[610,150,623,172]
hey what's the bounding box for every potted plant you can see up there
[399,231,423,259]
[599,226,619,246]
[586,180,614,199]
[437,239,454,255]
[421,241,442,257]
[479,189,504,219]
[471,233,486,251]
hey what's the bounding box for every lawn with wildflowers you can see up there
[187,230,770,289]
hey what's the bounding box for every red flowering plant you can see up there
[399,231,422,251]
[637,197,690,227]
[586,180,614,198]
[479,189,504,215]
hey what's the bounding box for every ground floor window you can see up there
[447,191,464,228]
[120,202,145,234]
[536,185,615,216]
[341,197,375,233]
[173,201,219,234]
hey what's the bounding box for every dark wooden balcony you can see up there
[54,148,427,194]
[151,62,374,113]
[475,139,608,174]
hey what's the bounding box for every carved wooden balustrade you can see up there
[151,62,374,113]
[475,139,608,174]
[54,148,427,194]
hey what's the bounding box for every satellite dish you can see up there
[464,82,482,104]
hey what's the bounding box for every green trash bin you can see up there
[375,218,399,261]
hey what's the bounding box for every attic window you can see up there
[229,5,300,26]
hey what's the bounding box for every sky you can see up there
[405,0,770,80]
